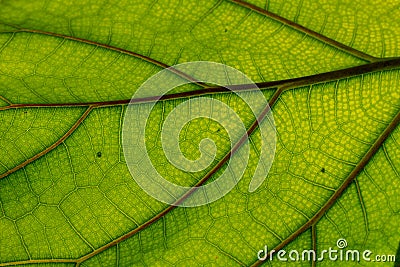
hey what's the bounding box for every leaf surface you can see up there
[0,0,399,266]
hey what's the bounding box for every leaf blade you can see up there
[0,1,399,266]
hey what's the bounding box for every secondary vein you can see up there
[0,27,208,89]
[74,86,284,265]
[249,108,400,267]
[0,106,93,180]
[0,58,399,267]
[227,0,378,63]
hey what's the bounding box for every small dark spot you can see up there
[321,168,325,173]
[97,152,102,158]
[224,28,227,32]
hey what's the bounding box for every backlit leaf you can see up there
[0,0,399,266]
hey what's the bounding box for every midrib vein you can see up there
[0,56,399,267]
[0,3,396,266]
[227,0,378,63]
[1,57,400,111]
[249,109,400,267]
[5,55,397,264]
[1,58,399,180]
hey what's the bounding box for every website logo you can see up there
[122,61,276,207]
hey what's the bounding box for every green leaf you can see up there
[0,0,399,266]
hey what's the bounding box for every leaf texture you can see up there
[0,0,399,266]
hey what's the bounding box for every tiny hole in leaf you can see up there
[321,168,325,173]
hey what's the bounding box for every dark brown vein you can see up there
[1,57,400,111]
[227,0,379,63]
[0,86,263,111]
[78,57,400,262]
[250,109,400,266]
[0,57,399,187]
[0,107,93,180]
[2,58,397,187]
[75,86,284,266]
[0,57,399,267]
[0,3,396,266]
[312,226,317,267]
[1,27,208,89]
